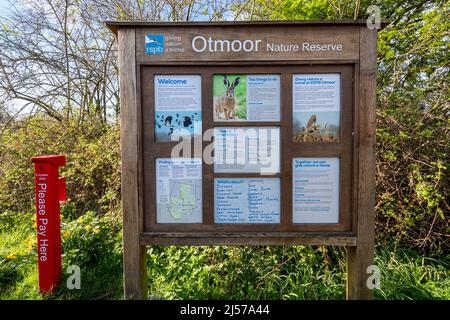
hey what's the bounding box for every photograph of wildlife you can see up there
[213,74,247,120]
[293,111,340,142]
[154,111,201,142]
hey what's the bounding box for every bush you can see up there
[376,103,449,255]
[375,8,449,255]
[0,110,448,256]
[0,116,121,215]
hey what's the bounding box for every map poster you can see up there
[292,157,339,224]
[156,158,202,223]
[214,127,280,175]
[214,178,280,224]
[154,75,202,142]
[292,74,340,142]
[213,74,280,121]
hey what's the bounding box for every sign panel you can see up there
[154,75,202,142]
[136,26,360,62]
[292,157,339,223]
[31,155,65,294]
[109,20,381,299]
[292,74,340,142]
[156,158,202,223]
[213,74,280,121]
[215,178,280,224]
[214,127,280,174]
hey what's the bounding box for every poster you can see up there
[292,74,340,142]
[215,178,280,224]
[156,158,202,223]
[292,158,339,223]
[213,74,280,121]
[214,127,280,175]
[154,75,202,142]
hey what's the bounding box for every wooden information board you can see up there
[106,20,383,300]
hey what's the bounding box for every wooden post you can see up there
[118,28,147,300]
[347,27,377,300]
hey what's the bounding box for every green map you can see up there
[157,179,202,223]
[156,158,202,224]
[168,181,198,220]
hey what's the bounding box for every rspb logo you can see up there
[145,34,164,55]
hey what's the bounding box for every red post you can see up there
[31,155,66,294]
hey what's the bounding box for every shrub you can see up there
[0,116,121,215]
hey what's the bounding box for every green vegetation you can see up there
[0,117,447,300]
[1,206,448,299]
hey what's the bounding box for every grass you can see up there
[0,209,448,300]
[375,247,449,299]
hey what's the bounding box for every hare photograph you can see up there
[213,74,281,121]
[213,74,247,121]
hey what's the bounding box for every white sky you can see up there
[0,0,9,13]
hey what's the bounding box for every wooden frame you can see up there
[142,64,353,235]
[108,20,383,300]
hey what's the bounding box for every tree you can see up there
[0,0,245,124]
[0,101,9,125]
[242,0,449,253]
[0,0,119,123]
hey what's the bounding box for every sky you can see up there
[0,0,11,19]
[0,0,9,11]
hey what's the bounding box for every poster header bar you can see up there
[134,25,360,62]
